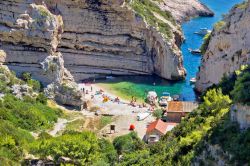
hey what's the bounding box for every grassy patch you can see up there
[65,119,85,132]
[214,21,226,31]
[128,0,176,39]
[99,116,113,129]
[200,33,211,54]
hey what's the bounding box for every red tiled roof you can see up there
[146,119,168,135]
[167,101,183,112]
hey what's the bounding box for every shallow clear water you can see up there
[96,0,244,101]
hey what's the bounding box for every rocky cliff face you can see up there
[157,0,214,23]
[0,1,84,106]
[0,0,212,105]
[196,1,250,92]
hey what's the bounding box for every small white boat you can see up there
[188,48,201,55]
[190,77,197,84]
[194,28,211,36]
[159,92,172,106]
[106,76,114,79]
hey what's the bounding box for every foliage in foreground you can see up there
[0,94,61,131]
[29,131,117,165]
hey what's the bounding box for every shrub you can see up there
[214,21,226,31]
[200,33,211,54]
[113,132,145,155]
[27,79,41,92]
[21,72,31,82]
[153,109,163,119]
[29,131,102,165]
[36,93,47,104]
[0,94,60,131]
[231,67,250,105]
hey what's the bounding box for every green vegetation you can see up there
[153,108,163,119]
[113,132,145,155]
[234,1,248,9]
[0,67,23,93]
[0,67,62,164]
[231,66,250,105]
[0,120,34,165]
[200,33,211,54]
[209,117,250,164]
[0,94,61,131]
[99,116,113,129]
[65,119,85,131]
[37,5,53,19]
[29,131,117,165]
[214,21,226,31]
[21,72,41,92]
[128,0,176,39]
[1,64,250,165]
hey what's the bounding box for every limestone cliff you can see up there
[0,1,84,106]
[0,0,212,105]
[196,1,250,92]
[157,0,214,23]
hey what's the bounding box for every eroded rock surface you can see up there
[158,0,214,23]
[0,1,84,106]
[196,1,250,92]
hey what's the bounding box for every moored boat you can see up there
[190,77,197,84]
[194,28,211,36]
[188,48,201,55]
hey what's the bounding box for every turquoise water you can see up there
[96,0,243,101]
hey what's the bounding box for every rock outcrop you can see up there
[0,1,84,106]
[196,1,250,92]
[157,0,214,23]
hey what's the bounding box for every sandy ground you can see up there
[80,83,156,139]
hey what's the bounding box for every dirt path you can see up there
[83,118,90,128]
[48,118,68,136]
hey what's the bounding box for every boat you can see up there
[137,112,150,121]
[172,95,180,101]
[106,76,114,79]
[190,77,197,84]
[159,97,168,107]
[194,28,211,36]
[159,92,172,106]
[188,48,201,55]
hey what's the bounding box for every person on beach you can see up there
[115,97,120,103]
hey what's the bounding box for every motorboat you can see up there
[159,92,172,106]
[159,97,168,107]
[190,77,197,84]
[194,28,211,36]
[188,48,201,55]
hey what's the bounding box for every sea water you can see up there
[96,0,244,102]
